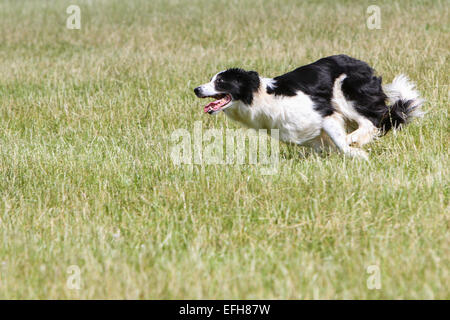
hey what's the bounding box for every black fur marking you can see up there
[215,68,260,105]
[267,54,389,123]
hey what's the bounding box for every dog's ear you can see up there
[248,70,259,78]
[247,70,260,89]
[234,70,260,105]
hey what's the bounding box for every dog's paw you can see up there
[347,147,369,161]
[346,133,360,147]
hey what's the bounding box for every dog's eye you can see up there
[217,78,223,83]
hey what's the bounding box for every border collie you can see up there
[194,55,424,160]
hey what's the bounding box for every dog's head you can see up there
[194,68,260,115]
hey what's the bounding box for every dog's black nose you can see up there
[194,87,201,97]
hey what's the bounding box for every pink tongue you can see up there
[204,97,227,113]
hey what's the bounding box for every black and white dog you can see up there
[194,55,424,159]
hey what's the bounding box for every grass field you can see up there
[0,0,448,299]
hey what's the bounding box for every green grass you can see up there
[0,0,448,299]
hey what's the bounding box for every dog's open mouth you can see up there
[203,94,232,114]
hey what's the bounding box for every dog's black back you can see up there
[267,54,387,126]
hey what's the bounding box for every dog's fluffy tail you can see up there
[380,74,425,133]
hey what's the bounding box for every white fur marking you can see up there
[198,71,225,96]
[224,79,323,145]
[261,77,277,90]
[384,74,425,120]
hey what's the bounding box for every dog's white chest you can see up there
[224,91,323,145]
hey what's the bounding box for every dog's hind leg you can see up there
[331,73,379,148]
[322,113,369,160]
